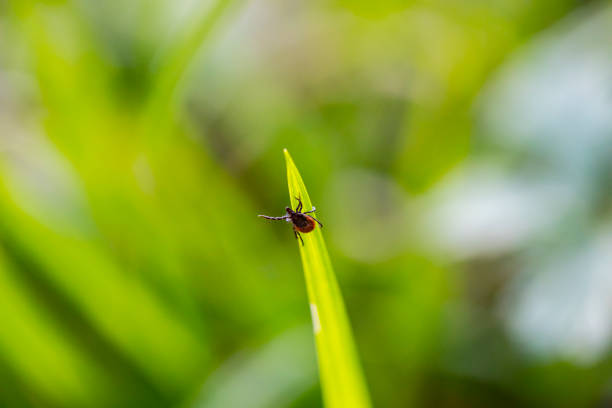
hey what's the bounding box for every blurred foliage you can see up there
[1,0,611,407]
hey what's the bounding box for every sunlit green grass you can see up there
[284,149,371,408]
[1,1,601,407]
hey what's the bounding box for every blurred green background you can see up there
[1,0,612,407]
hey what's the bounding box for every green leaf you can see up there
[283,149,371,408]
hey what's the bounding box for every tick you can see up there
[258,197,323,245]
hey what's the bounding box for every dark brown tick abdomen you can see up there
[292,214,316,233]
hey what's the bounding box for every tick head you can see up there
[285,206,294,215]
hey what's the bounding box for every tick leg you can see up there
[294,230,304,246]
[258,215,289,220]
[303,206,316,214]
[309,215,323,228]
[294,197,302,212]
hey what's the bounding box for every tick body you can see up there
[258,197,323,245]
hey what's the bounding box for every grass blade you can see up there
[283,149,371,408]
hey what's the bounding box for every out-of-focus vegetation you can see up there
[1,0,611,407]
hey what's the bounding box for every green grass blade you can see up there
[283,149,371,408]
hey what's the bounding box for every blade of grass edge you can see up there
[283,149,371,408]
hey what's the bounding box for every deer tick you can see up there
[258,197,323,245]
